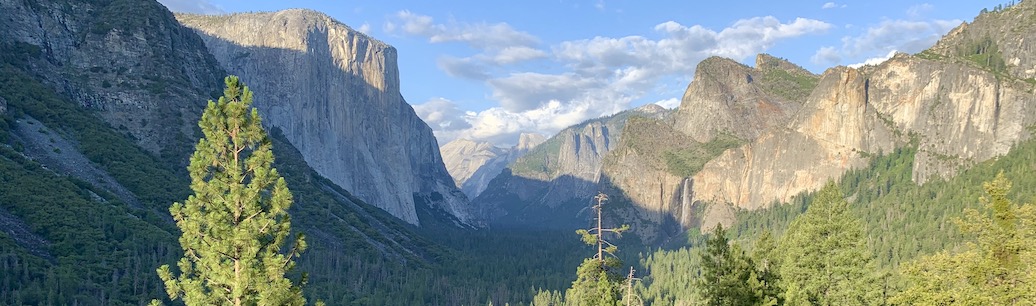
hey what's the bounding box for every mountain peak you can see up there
[755,53,814,76]
[516,133,547,151]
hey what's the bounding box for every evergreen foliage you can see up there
[778,182,882,305]
[892,172,1036,305]
[158,76,307,305]
[698,225,758,305]
[566,193,630,306]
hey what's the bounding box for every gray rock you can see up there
[0,0,225,154]
[177,10,476,226]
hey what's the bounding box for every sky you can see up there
[158,0,1001,147]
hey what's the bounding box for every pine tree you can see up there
[566,192,629,306]
[157,76,307,306]
[698,224,778,306]
[892,172,1036,305]
[749,231,783,306]
[778,182,881,306]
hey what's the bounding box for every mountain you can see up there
[673,54,810,143]
[474,104,672,234]
[176,10,475,227]
[688,3,1036,219]
[0,1,502,304]
[476,2,1036,241]
[1,0,224,159]
[441,133,546,198]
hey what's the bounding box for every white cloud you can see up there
[811,46,841,65]
[388,10,548,82]
[847,50,899,68]
[357,23,371,34]
[492,46,548,64]
[438,56,492,80]
[821,2,846,9]
[389,10,539,51]
[488,73,601,112]
[654,98,681,109]
[412,98,473,136]
[157,0,223,14]
[813,18,960,67]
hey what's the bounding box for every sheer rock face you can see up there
[690,52,1036,211]
[672,5,1036,216]
[177,10,475,226]
[441,133,545,198]
[0,0,224,154]
[674,55,807,143]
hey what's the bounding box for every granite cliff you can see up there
[689,4,1036,213]
[177,10,475,226]
[441,133,545,198]
[599,55,813,240]
[0,0,224,157]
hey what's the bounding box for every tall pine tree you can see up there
[778,182,881,306]
[566,192,628,306]
[157,76,307,306]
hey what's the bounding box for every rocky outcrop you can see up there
[0,0,224,155]
[691,66,901,210]
[673,55,811,142]
[177,10,475,226]
[690,57,1035,212]
[0,96,6,115]
[441,133,545,198]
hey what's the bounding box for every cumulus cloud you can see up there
[811,46,841,65]
[357,23,371,34]
[812,18,960,66]
[847,19,960,55]
[438,56,492,80]
[157,0,223,14]
[488,73,601,112]
[412,98,473,135]
[847,50,899,68]
[388,10,548,82]
[654,98,681,109]
[388,10,539,51]
[492,46,548,64]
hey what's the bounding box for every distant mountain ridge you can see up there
[441,133,546,198]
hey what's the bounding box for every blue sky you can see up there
[159,0,1000,146]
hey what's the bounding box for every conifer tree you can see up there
[698,224,779,306]
[157,76,307,306]
[778,182,881,306]
[566,192,629,306]
[892,172,1036,305]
